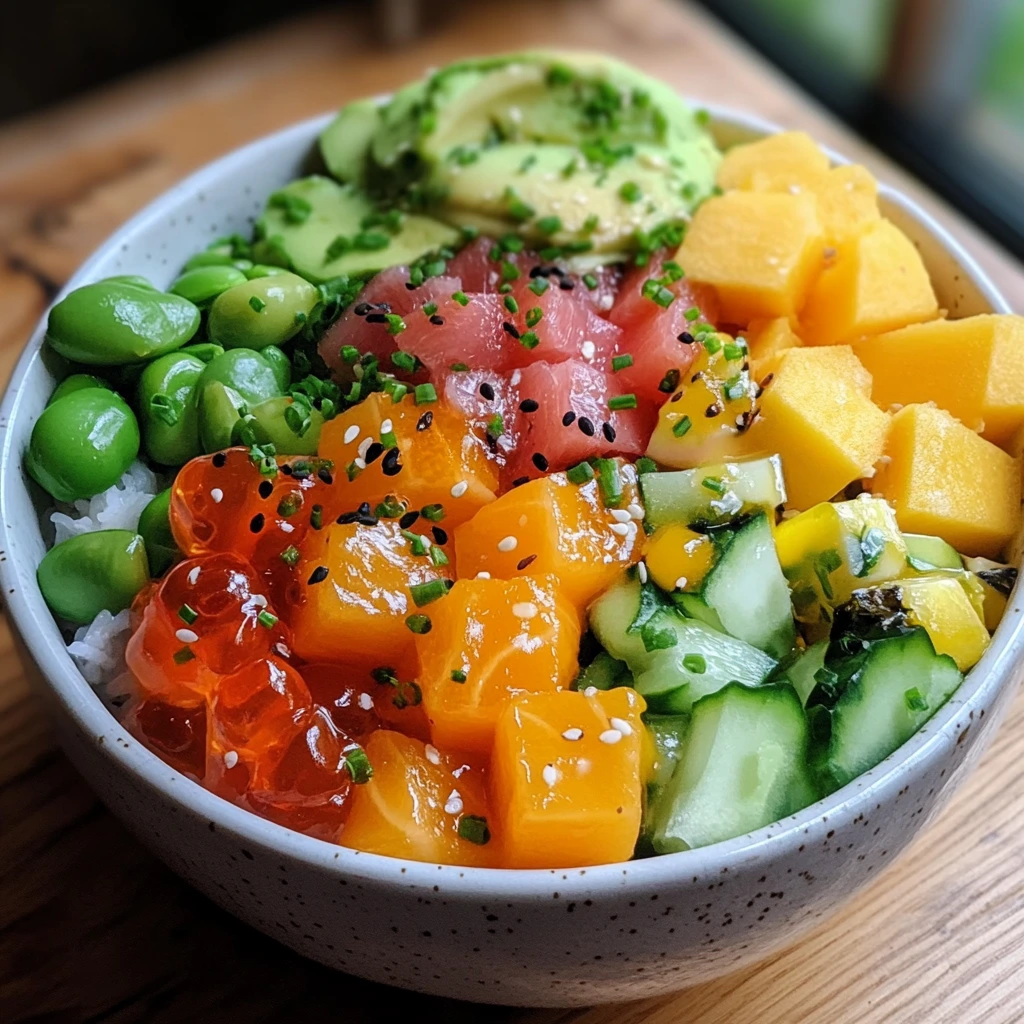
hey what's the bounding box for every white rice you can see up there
[50,460,161,544]
[67,608,133,686]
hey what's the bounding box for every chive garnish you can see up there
[280,545,300,566]
[344,747,374,784]
[452,291,470,306]
[612,354,634,372]
[249,295,266,313]
[451,669,467,683]
[414,383,438,405]
[410,579,450,607]
[519,331,540,349]
[608,394,637,411]
[457,815,491,845]
[683,653,707,674]
[503,294,519,314]
[429,545,450,567]
[406,613,432,634]
[619,181,642,203]
[525,307,543,328]
[257,610,279,629]
[594,458,623,508]
[567,461,595,485]
[178,604,198,625]
[701,476,726,495]
[173,646,196,665]
[527,277,550,296]
[421,504,445,522]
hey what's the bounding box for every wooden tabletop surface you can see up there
[3,2,1024,1021]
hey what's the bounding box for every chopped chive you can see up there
[414,383,438,405]
[310,504,323,530]
[380,430,398,449]
[450,362,469,372]
[723,375,747,402]
[704,334,723,355]
[173,646,196,665]
[582,213,600,233]
[594,458,623,508]
[519,331,540,350]
[486,413,505,438]
[683,653,707,674]
[525,307,543,328]
[375,497,406,518]
[410,579,450,607]
[608,394,637,411]
[178,604,198,625]
[421,503,445,522]
[457,815,491,845]
[451,669,467,683]
[661,260,684,282]
[636,456,658,475]
[684,306,701,322]
[567,461,595,485]
[344,746,374,784]
[257,610,279,629]
[640,623,677,652]
[384,313,407,336]
[423,301,438,317]
[429,545,450,567]
[406,613,432,634]
[582,273,599,290]
[723,342,746,361]
[503,294,519,314]
[701,476,726,496]
[280,545,300,566]
[619,181,643,203]
[248,295,266,313]
[277,493,301,517]
[345,461,362,481]
[612,354,634,372]
[340,345,360,364]
[536,215,562,234]
[500,260,520,282]
[452,291,470,306]
[527,277,550,296]
[391,350,418,374]
[673,415,692,437]
[401,529,430,556]
[905,686,928,712]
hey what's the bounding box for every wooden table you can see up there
[2,2,1023,1020]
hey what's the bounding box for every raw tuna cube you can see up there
[398,292,507,374]
[441,367,520,467]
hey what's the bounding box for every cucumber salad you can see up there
[26,51,1023,867]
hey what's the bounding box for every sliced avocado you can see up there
[253,176,459,283]
[320,98,382,185]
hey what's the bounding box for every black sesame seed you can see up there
[760,373,775,389]
[562,410,577,427]
[416,412,433,431]
[249,513,265,533]
[602,422,617,442]
[705,403,722,418]
[519,398,539,413]
[677,331,695,344]
[578,416,595,437]
[375,302,392,312]
[318,467,334,485]
[280,463,293,476]
[357,502,371,516]
[549,266,567,278]
[354,302,372,316]
[404,281,417,290]
[512,476,530,487]
[365,312,388,324]
[529,265,546,278]
[308,565,329,585]
[671,391,683,403]
[517,554,538,571]
[558,278,574,291]
[502,321,521,340]
[479,382,495,401]
[432,526,448,545]
[691,373,701,384]
[212,452,227,468]
[365,442,385,464]
[258,480,273,499]
[430,315,445,326]
[532,452,549,471]
[381,448,402,476]
[399,510,420,529]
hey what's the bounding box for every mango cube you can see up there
[800,219,938,345]
[677,191,824,323]
[853,315,1024,444]
[900,575,990,672]
[414,576,580,757]
[745,317,802,371]
[806,165,881,244]
[490,687,646,868]
[716,131,830,192]
[872,403,1021,559]
[741,347,889,509]
[453,470,641,609]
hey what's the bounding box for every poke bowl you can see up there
[1,52,1022,1008]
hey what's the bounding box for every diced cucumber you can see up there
[574,650,632,691]
[588,575,651,666]
[650,683,815,852]
[813,627,962,792]
[904,533,962,571]
[674,513,795,658]
[776,640,828,706]
[640,455,786,532]
[638,714,689,855]
[632,609,777,713]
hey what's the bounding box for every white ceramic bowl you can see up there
[1,107,1019,1008]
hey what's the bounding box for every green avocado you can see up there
[320,98,382,185]
[253,176,459,282]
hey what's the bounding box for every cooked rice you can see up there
[67,608,132,686]
[50,460,161,544]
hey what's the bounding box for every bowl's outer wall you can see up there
[1,110,1020,1007]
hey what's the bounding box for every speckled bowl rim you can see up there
[0,104,1017,900]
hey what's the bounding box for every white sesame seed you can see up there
[542,764,560,787]
[450,480,469,498]
[675,576,688,590]
[510,369,522,386]
[425,744,441,765]
[280,522,295,533]
[210,488,224,504]
[354,457,366,470]
[610,508,631,523]
[609,716,633,736]
[223,750,239,769]
[358,692,374,710]
[175,628,199,644]
[497,535,518,552]
[637,561,648,584]
[380,418,393,435]
[583,686,599,697]
[274,642,291,658]
[599,294,614,311]
[344,424,360,444]
[475,571,491,579]
[562,727,583,741]
[627,503,645,520]
[512,601,538,619]
[357,437,373,458]
[444,790,464,815]
[609,522,630,536]
[188,566,201,586]
[580,340,596,362]
[599,729,623,745]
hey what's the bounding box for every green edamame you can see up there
[180,342,225,364]
[137,352,206,465]
[260,345,293,392]
[182,251,254,272]
[244,264,290,280]
[48,373,108,405]
[103,275,157,290]
[26,388,140,502]
[46,278,200,365]
[236,397,323,455]
[198,381,247,453]
[137,488,178,576]
[195,348,283,406]
[169,265,248,307]
[207,272,318,350]
[37,530,150,624]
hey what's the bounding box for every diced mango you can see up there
[289,520,450,670]
[740,347,890,509]
[800,165,880,245]
[677,191,824,323]
[872,403,1021,559]
[644,524,716,593]
[800,219,938,346]
[453,469,640,608]
[339,731,497,866]
[853,315,1024,444]
[490,687,646,868]
[899,574,990,672]
[319,391,497,528]
[716,131,830,192]
[415,575,580,757]
[744,317,802,371]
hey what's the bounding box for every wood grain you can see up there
[1,2,1023,1021]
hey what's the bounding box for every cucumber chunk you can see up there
[904,533,963,571]
[776,640,828,706]
[651,683,815,852]
[588,575,651,666]
[574,650,632,691]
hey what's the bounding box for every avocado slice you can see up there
[320,98,382,185]
[253,176,459,283]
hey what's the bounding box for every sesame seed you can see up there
[249,513,265,533]
[223,750,239,769]
[358,692,374,710]
[609,522,630,536]
[187,566,201,586]
[580,340,596,361]
[425,744,441,765]
[365,441,384,464]
[577,416,595,436]
[542,764,560,787]
[451,480,468,498]
[675,576,688,590]
[175,628,199,644]
[479,382,495,401]
[609,717,633,736]
[417,411,434,431]
[512,476,530,487]
[274,642,291,658]
[599,729,623,745]
[258,480,273,499]
[627,503,645,520]
[380,418,393,435]
[210,488,224,503]
[512,601,538,619]
[532,452,549,472]
[430,314,445,326]
[497,535,518,553]
[308,565,329,585]
[562,410,576,426]
[562,727,583,741]
[212,452,227,468]
[444,790,464,815]
[344,424,360,444]
[610,508,631,523]
[399,511,420,529]
[602,422,616,443]
[475,571,491,579]
[516,554,537,571]
[357,437,373,458]
[583,686,599,697]
[519,398,539,413]
[637,561,649,584]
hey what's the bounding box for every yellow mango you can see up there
[716,131,830,192]
[872,403,1021,559]
[740,347,890,509]
[644,524,717,592]
[802,165,880,245]
[800,219,938,346]
[677,191,824,323]
[490,687,646,869]
[745,317,802,372]
[900,575,990,672]
[853,315,1024,444]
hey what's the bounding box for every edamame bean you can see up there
[48,373,108,405]
[137,352,206,465]
[46,278,200,365]
[236,397,323,455]
[180,342,225,363]
[198,381,247,453]
[182,251,253,272]
[207,272,318,350]
[195,348,283,406]
[103,275,157,290]
[37,530,149,624]
[169,265,248,307]
[137,488,178,576]
[260,345,292,392]
[244,264,290,280]
[25,388,140,502]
